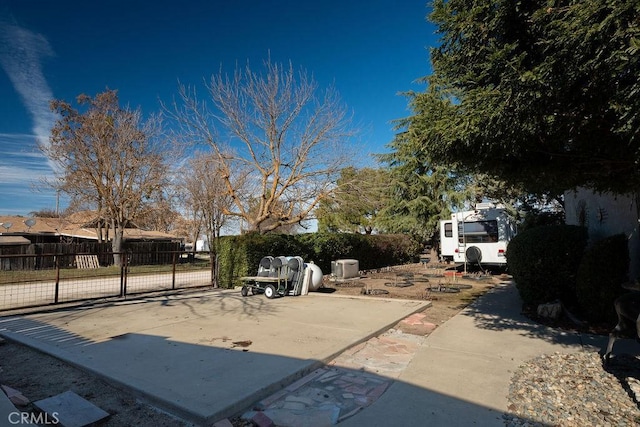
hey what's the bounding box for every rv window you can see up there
[458,220,498,243]
[444,222,453,238]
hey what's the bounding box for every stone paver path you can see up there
[239,313,436,426]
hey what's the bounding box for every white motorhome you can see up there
[439,202,517,268]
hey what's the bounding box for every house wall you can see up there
[564,188,640,280]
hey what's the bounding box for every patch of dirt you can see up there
[321,262,501,329]
[0,337,193,426]
[0,261,498,426]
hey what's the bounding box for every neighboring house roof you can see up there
[0,236,31,245]
[63,211,139,229]
[0,214,178,241]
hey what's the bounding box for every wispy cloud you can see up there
[0,18,58,154]
[0,128,53,186]
[0,16,61,213]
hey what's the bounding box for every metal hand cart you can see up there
[239,256,305,298]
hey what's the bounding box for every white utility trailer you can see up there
[439,202,517,268]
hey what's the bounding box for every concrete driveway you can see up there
[0,289,429,424]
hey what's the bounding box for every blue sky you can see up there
[0,0,436,216]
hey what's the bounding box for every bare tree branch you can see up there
[164,58,357,233]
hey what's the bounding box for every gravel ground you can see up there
[504,351,640,426]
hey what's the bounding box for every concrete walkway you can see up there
[341,281,636,427]
[0,289,428,424]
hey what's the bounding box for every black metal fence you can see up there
[0,241,182,270]
[0,249,214,312]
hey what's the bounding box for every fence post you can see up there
[54,255,60,304]
[119,253,127,297]
[172,251,177,290]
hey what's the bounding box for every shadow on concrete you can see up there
[0,323,545,427]
[6,287,279,321]
[459,282,623,352]
[0,290,429,424]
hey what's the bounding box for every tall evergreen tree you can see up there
[316,167,390,234]
[401,0,639,194]
[378,131,472,242]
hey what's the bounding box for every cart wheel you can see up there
[241,286,249,297]
[264,284,276,299]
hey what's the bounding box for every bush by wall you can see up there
[507,225,588,306]
[576,234,629,323]
[216,232,420,288]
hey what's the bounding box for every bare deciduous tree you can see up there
[44,89,170,265]
[165,58,356,234]
[135,196,181,234]
[179,152,236,287]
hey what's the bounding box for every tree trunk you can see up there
[210,251,219,288]
[209,232,221,288]
[111,222,124,267]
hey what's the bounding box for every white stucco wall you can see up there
[564,188,640,280]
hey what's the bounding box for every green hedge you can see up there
[217,233,306,287]
[216,232,421,288]
[298,233,421,273]
[507,225,588,306]
[576,234,629,323]
[298,232,367,273]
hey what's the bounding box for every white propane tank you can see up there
[306,263,323,291]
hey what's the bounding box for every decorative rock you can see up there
[397,320,437,336]
[537,300,562,320]
[504,352,640,426]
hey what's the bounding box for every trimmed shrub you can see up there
[298,232,366,273]
[362,234,422,270]
[217,233,307,287]
[299,232,420,273]
[576,234,629,323]
[507,225,588,306]
[216,232,421,288]
[217,235,250,288]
